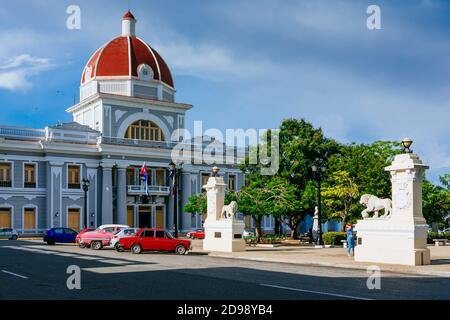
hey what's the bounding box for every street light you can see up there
[312,160,326,246]
[212,166,220,177]
[401,137,413,153]
[169,161,182,238]
[81,179,90,229]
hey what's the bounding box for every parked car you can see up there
[186,228,205,239]
[79,224,129,250]
[117,228,191,255]
[0,228,19,240]
[110,228,139,251]
[43,228,78,245]
[243,229,255,237]
[76,228,96,248]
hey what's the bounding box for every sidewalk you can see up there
[191,241,450,278]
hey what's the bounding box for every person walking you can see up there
[346,223,355,256]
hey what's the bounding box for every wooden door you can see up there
[127,206,135,227]
[155,207,164,228]
[68,208,80,231]
[138,206,151,228]
[24,208,36,230]
[0,208,11,228]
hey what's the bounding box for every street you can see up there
[0,240,448,300]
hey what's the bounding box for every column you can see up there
[101,162,114,224]
[48,161,64,228]
[86,164,99,227]
[116,165,127,225]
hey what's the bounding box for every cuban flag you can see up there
[139,162,148,195]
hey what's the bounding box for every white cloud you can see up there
[155,41,275,81]
[0,54,53,91]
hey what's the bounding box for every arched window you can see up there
[137,64,153,81]
[125,120,165,142]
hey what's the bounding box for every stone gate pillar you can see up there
[355,151,430,266]
[203,169,246,252]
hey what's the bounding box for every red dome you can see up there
[81,36,174,88]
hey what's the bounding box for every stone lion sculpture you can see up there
[222,201,238,219]
[360,194,392,219]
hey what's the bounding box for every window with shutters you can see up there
[228,175,236,192]
[68,165,81,189]
[0,163,12,188]
[155,169,165,186]
[24,164,36,188]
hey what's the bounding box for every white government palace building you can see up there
[0,11,340,235]
[0,11,250,234]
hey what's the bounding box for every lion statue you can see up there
[222,201,238,220]
[360,194,392,219]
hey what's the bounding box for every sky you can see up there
[0,0,449,183]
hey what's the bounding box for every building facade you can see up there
[0,11,245,234]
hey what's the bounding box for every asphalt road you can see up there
[0,240,449,300]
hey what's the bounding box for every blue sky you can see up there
[0,0,449,182]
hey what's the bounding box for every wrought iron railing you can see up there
[68,183,81,190]
[127,184,170,195]
[24,182,37,188]
[0,181,12,188]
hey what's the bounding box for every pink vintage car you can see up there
[79,224,129,250]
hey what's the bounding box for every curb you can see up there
[206,253,450,278]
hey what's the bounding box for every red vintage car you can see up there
[186,228,205,239]
[79,224,129,250]
[118,228,191,255]
[75,228,96,245]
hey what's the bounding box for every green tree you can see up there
[422,178,450,226]
[183,193,207,217]
[236,175,272,242]
[322,170,359,230]
[276,119,340,237]
[323,141,401,226]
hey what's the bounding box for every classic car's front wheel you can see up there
[115,243,124,252]
[175,245,187,255]
[91,240,103,250]
[131,244,142,254]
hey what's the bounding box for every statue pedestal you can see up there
[202,176,246,253]
[355,153,430,266]
[203,219,246,252]
[355,220,430,265]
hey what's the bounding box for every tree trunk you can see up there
[253,215,263,243]
[289,219,300,239]
[340,213,348,231]
[274,218,281,235]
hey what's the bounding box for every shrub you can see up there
[322,232,355,245]
[427,231,450,244]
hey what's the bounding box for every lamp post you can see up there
[81,179,90,229]
[401,137,413,153]
[169,161,182,238]
[312,160,326,246]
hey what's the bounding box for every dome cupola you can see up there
[80,11,174,102]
